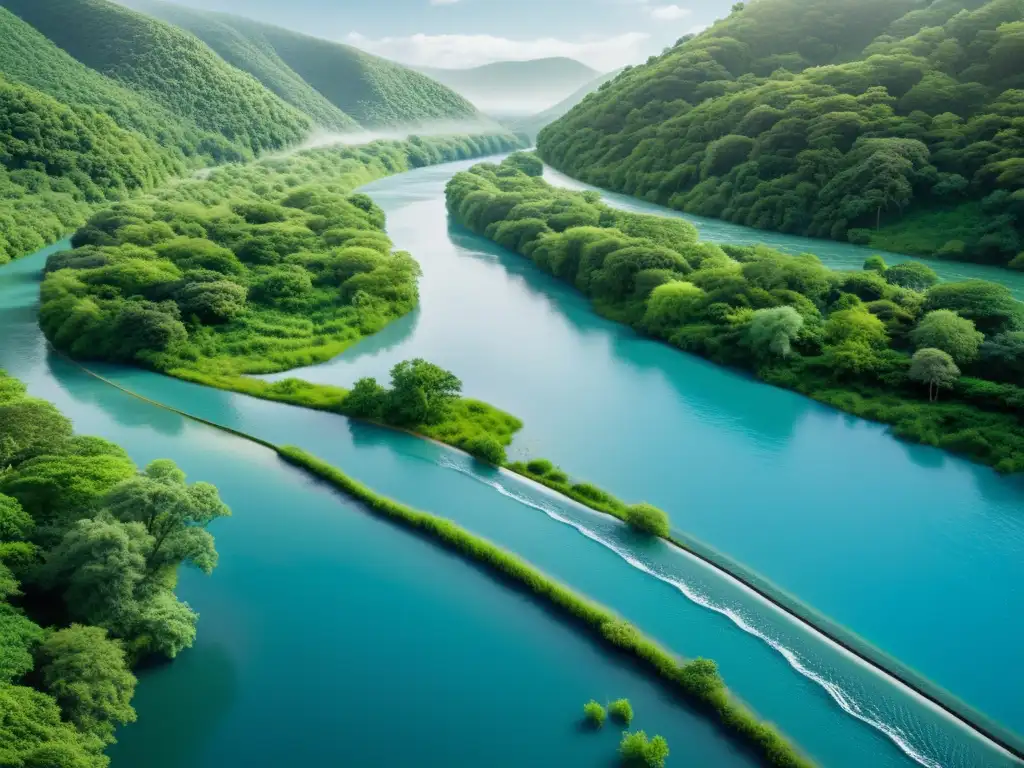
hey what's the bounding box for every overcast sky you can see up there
[149,0,735,71]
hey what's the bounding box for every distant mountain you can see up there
[504,69,623,140]
[2,0,311,156]
[118,0,480,128]
[417,57,599,115]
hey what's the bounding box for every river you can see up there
[0,158,1020,767]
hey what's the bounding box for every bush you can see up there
[583,700,606,728]
[547,470,569,484]
[464,436,506,464]
[624,504,670,537]
[619,731,669,767]
[608,698,633,725]
[525,458,555,475]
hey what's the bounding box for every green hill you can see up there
[119,0,480,128]
[0,7,236,161]
[418,57,599,114]
[538,0,1023,269]
[2,0,311,156]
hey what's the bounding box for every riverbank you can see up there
[446,155,1024,474]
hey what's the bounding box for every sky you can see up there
[151,0,737,71]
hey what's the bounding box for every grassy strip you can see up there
[276,445,814,768]
[507,457,1024,760]
[169,369,522,459]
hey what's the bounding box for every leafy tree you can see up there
[923,281,1023,336]
[0,493,33,541]
[910,310,984,364]
[104,460,230,577]
[863,255,887,273]
[385,359,462,426]
[976,331,1024,384]
[745,307,804,358]
[0,398,72,467]
[608,698,634,725]
[909,348,960,401]
[582,700,605,727]
[504,152,543,177]
[884,261,938,291]
[824,307,889,348]
[0,684,106,768]
[343,378,387,419]
[38,625,136,744]
[619,731,669,768]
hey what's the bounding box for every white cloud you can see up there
[345,31,651,71]
[650,4,691,20]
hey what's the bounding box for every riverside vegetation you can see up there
[277,446,811,767]
[538,0,1024,269]
[0,0,485,265]
[0,369,228,765]
[447,154,1024,472]
[38,134,527,460]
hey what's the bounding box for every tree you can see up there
[863,255,887,273]
[910,310,983,364]
[0,493,33,541]
[976,331,1024,383]
[619,731,669,768]
[38,625,137,745]
[343,377,387,419]
[504,152,543,177]
[0,684,106,768]
[0,398,73,467]
[104,460,230,577]
[642,281,705,332]
[923,281,1024,336]
[824,307,888,348]
[745,306,804,358]
[39,516,150,629]
[384,359,462,426]
[909,348,960,402]
[884,261,938,291]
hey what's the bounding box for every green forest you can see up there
[0,0,494,267]
[447,154,1024,471]
[117,0,480,128]
[538,0,1024,269]
[0,369,228,765]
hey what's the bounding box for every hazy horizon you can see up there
[113,0,735,71]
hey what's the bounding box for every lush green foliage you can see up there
[539,0,1024,267]
[619,730,670,768]
[41,134,522,376]
[608,697,634,725]
[0,369,228,764]
[583,700,606,727]
[449,156,1024,472]
[624,504,671,537]
[121,0,480,128]
[277,445,812,767]
[4,0,310,156]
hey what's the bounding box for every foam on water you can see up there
[436,456,953,767]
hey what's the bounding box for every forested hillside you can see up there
[538,0,1024,269]
[0,369,228,765]
[119,0,480,128]
[2,0,311,156]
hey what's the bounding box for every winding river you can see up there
[1,156,1021,767]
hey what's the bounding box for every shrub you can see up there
[547,470,569,484]
[619,731,669,767]
[525,458,555,475]
[624,504,670,537]
[583,700,606,728]
[464,436,506,464]
[608,698,633,725]
[862,254,886,271]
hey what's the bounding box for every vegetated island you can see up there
[537,0,1024,270]
[38,134,527,460]
[446,153,1024,473]
[0,369,228,765]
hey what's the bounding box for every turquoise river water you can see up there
[1,157,1021,767]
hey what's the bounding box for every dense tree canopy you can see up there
[40,134,523,376]
[448,155,1024,471]
[0,369,230,765]
[538,0,1024,268]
